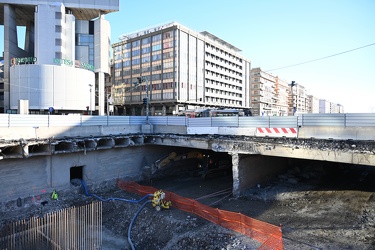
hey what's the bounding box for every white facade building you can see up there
[307,94,320,113]
[0,0,118,114]
[319,99,331,113]
[250,68,289,116]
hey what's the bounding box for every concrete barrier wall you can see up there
[187,127,257,136]
[298,126,375,141]
[1,124,375,141]
[153,125,187,134]
[0,127,37,140]
[0,125,142,140]
[218,127,256,136]
[187,127,219,135]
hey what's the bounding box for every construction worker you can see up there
[51,190,58,200]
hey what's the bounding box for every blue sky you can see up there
[1,0,375,112]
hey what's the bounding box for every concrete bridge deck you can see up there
[0,122,374,202]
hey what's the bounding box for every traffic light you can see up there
[137,77,143,84]
[143,97,148,105]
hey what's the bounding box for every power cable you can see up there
[265,42,375,72]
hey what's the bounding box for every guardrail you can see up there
[0,113,375,128]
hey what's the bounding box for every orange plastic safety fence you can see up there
[117,180,283,250]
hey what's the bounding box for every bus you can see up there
[179,109,250,117]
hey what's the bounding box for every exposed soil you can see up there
[1,161,375,249]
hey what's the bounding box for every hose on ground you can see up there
[81,179,152,203]
[80,179,154,250]
[127,199,152,250]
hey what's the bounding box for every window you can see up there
[152,44,161,51]
[132,58,140,65]
[163,31,173,39]
[142,55,150,63]
[152,53,161,61]
[163,61,173,69]
[123,52,131,58]
[163,51,174,59]
[142,37,151,45]
[151,74,161,81]
[152,64,162,71]
[55,25,62,32]
[123,60,130,67]
[131,50,140,57]
[163,41,173,49]
[132,68,140,74]
[55,38,62,46]
[152,34,162,42]
[55,52,62,59]
[132,40,140,47]
[142,66,150,73]
[142,47,150,54]
[55,12,62,19]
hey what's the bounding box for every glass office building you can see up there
[112,22,251,116]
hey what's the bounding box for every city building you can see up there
[307,94,320,113]
[0,1,119,114]
[290,83,308,115]
[321,101,344,114]
[319,99,331,113]
[250,68,289,116]
[111,22,251,116]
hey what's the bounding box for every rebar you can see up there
[0,201,102,249]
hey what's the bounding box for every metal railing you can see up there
[0,113,374,128]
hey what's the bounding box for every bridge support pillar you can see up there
[231,153,289,197]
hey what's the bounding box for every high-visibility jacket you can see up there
[51,190,58,200]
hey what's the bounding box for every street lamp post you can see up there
[289,81,297,116]
[136,76,149,123]
[145,77,149,123]
[89,84,93,115]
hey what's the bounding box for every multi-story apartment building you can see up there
[319,99,344,113]
[319,99,331,113]
[289,83,308,115]
[0,1,118,114]
[111,22,251,116]
[306,94,320,113]
[250,68,289,116]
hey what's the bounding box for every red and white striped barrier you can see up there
[256,127,298,138]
